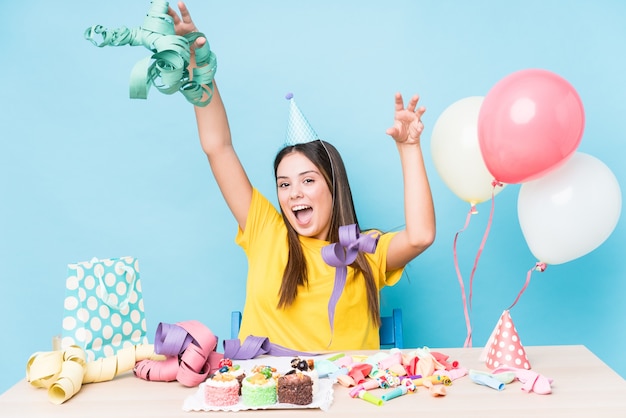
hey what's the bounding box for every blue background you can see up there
[1,0,624,394]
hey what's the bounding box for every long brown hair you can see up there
[273,140,381,327]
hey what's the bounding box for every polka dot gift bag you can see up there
[61,256,148,361]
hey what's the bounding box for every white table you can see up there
[2,345,625,417]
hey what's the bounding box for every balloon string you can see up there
[453,204,474,348]
[468,181,502,310]
[507,262,547,310]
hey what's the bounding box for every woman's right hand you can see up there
[168,1,199,35]
[167,1,207,56]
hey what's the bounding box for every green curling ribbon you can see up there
[84,0,216,107]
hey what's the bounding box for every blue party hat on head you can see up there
[285,93,318,145]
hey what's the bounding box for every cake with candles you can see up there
[241,365,278,407]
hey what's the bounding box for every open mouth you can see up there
[292,205,313,224]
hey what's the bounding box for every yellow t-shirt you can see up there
[235,188,404,351]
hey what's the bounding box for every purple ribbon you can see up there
[154,322,193,356]
[223,335,317,360]
[135,320,222,387]
[321,224,379,338]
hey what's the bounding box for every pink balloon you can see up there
[478,69,585,184]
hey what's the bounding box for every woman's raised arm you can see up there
[384,92,436,270]
[169,1,253,229]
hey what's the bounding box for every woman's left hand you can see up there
[386,92,426,145]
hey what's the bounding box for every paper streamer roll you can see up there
[133,320,223,387]
[84,0,217,107]
[26,344,164,404]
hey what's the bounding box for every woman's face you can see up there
[276,151,333,241]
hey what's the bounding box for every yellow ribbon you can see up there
[26,344,165,404]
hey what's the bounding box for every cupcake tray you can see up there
[183,379,334,412]
[182,355,335,412]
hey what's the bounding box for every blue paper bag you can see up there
[61,256,148,361]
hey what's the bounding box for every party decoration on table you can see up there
[434,366,468,381]
[469,369,505,391]
[430,351,460,371]
[26,344,163,404]
[322,224,379,342]
[470,368,515,385]
[285,93,319,145]
[412,346,448,377]
[380,378,417,401]
[518,152,621,266]
[61,256,148,362]
[421,377,448,396]
[412,374,452,388]
[491,365,553,394]
[133,320,223,387]
[223,335,318,360]
[327,347,458,404]
[356,389,384,406]
[481,310,530,370]
[84,0,217,107]
[478,68,585,184]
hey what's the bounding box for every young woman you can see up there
[168,2,435,351]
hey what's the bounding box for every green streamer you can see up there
[84,0,216,107]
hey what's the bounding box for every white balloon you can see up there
[518,152,622,265]
[431,96,505,206]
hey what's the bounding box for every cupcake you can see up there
[204,373,240,407]
[241,366,278,407]
[278,371,313,405]
[290,357,320,395]
[216,358,245,395]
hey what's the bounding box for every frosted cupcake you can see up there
[241,366,278,407]
[216,358,245,395]
[278,371,313,405]
[204,373,239,407]
[290,357,320,395]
